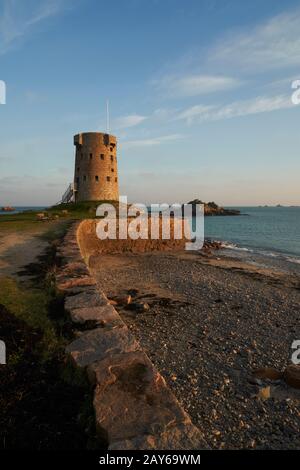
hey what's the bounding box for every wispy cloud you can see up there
[175,94,294,124]
[0,0,70,55]
[121,133,184,148]
[114,114,147,129]
[210,9,300,72]
[155,74,241,98]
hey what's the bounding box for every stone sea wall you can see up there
[77,218,189,264]
[55,221,207,450]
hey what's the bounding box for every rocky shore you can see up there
[187,200,241,216]
[89,249,300,449]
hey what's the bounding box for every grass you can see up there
[0,216,101,449]
[0,276,59,357]
[0,201,119,235]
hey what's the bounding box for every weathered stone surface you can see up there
[70,304,122,326]
[66,325,139,367]
[74,132,119,202]
[284,365,300,389]
[88,351,191,443]
[57,276,96,292]
[64,289,108,311]
[108,424,208,450]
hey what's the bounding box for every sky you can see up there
[0,0,300,206]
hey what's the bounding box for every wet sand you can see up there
[90,250,300,449]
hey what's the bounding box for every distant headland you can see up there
[187,199,241,216]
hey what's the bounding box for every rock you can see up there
[108,423,208,450]
[187,200,241,217]
[57,276,96,292]
[128,302,150,312]
[112,295,132,306]
[66,325,140,367]
[253,367,283,381]
[69,304,122,326]
[257,386,271,400]
[284,365,300,389]
[64,289,108,311]
[87,351,192,444]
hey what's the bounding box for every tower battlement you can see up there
[73,132,119,202]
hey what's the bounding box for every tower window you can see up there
[77,167,80,172]
[110,155,113,161]
[111,168,114,172]
[100,154,104,160]
[95,175,99,182]
[106,176,111,182]
[83,175,86,181]
[115,177,117,182]
[90,153,93,159]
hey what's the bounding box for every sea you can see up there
[205,206,300,274]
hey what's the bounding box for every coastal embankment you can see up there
[73,218,300,450]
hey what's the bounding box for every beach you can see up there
[89,249,300,449]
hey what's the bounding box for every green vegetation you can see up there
[0,217,98,449]
[0,277,58,356]
[0,201,120,235]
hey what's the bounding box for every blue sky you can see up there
[0,0,300,206]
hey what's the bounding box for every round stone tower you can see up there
[73,132,119,202]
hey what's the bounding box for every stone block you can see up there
[66,325,139,367]
[64,289,108,311]
[70,304,122,326]
[87,351,191,443]
[57,276,96,292]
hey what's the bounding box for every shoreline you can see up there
[89,248,300,449]
[203,238,300,276]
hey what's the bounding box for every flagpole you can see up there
[106,99,109,133]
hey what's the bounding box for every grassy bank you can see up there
[0,215,100,449]
[0,201,119,234]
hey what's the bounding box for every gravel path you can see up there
[90,251,300,449]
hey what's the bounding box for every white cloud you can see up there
[210,9,300,72]
[121,133,184,148]
[176,94,294,124]
[174,104,216,124]
[156,74,241,97]
[0,0,69,55]
[114,114,147,129]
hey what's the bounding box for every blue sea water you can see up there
[204,206,300,272]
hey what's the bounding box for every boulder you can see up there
[88,351,191,444]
